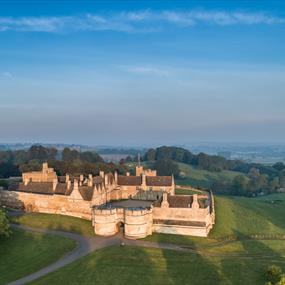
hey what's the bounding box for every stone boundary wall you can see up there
[152,224,210,237]
[209,189,215,224]
[0,190,92,220]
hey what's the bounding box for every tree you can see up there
[265,265,282,284]
[231,175,247,195]
[154,159,180,177]
[0,209,10,237]
[273,162,285,171]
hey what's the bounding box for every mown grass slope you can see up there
[0,229,75,285]
[10,213,94,236]
[29,242,285,285]
[211,194,285,238]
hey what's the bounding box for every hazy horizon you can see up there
[1,0,285,145]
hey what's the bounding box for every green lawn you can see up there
[0,229,76,285]
[176,163,246,188]
[10,213,94,236]
[175,188,207,195]
[29,243,285,285]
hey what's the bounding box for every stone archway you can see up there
[116,221,124,234]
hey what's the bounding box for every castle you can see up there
[0,163,215,238]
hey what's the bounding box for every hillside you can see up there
[176,163,246,188]
[211,193,285,239]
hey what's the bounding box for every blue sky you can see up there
[0,0,285,146]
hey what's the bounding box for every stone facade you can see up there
[0,163,215,239]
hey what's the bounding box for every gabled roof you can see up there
[78,186,94,201]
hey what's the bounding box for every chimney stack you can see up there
[142,173,146,190]
[24,177,29,186]
[161,192,169,208]
[74,179,79,191]
[192,194,200,210]
[88,174,93,187]
[114,171,118,184]
[52,178,58,191]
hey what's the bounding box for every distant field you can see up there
[0,229,75,285]
[10,213,94,236]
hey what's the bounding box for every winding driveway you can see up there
[8,224,187,285]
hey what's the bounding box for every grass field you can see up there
[211,193,285,239]
[0,229,75,285]
[29,242,285,285]
[176,163,246,188]
[10,213,94,236]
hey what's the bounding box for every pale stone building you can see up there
[0,163,215,238]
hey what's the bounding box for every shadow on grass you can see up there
[219,230,285,285]
[155,233,222,285]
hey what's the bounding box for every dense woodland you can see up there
[0,145,285,197]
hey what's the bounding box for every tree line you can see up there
[0,145,126,178]
[142,146,285,196]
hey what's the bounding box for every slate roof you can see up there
[146,176,172,187]
[54,183,69,195]
[117,176,142,186]
[8,181,95,201]
[10,182,54,195]
[79,186,94,201]
[167,195,193,208]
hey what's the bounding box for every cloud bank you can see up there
[0,10,284,33]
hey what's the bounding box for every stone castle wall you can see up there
[152,204,213,237]
[0,190,92,220]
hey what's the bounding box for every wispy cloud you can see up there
[0,10,284,33]
[1,72,13,78]
[121,66,170,76]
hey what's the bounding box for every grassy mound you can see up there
[10,213,94,236]
[0,229,75,285]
